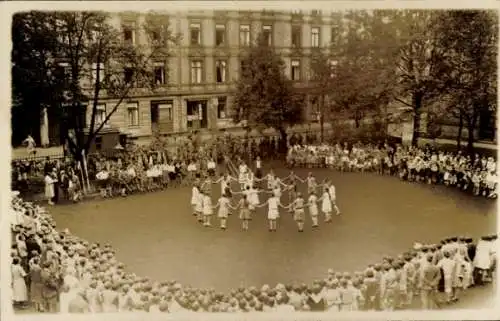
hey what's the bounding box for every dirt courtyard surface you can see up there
[50,165,496,307]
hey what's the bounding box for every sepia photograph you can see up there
[4,2,498,318]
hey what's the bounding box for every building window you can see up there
[239,24,250,46]
[291,25,301,48]
[217,97,228,119]
[190,23,201,45]
[215,24,226,46]
[124,67,134,84]
[153,62,166,85]
[95,136,103,151]
[262,25,272,46]
[186,102,202,128]
[127,102,139,127]
[215,60,227,83]
[158,102,173,121]
[95,104,106,126]
[152,28,161,42]
[123,24,135,45]
[191,60,203,84]
[331,27,336,44]
[240,60,248,77]
[311,27,320,48]
[291,59,301,81]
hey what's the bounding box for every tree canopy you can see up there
[433,10,497,151]
[233,35,305,135]
[12,11,179,158]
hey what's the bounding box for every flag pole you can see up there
[78,161,86,194]
[81,150,91,192]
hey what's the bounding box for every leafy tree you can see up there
[12,11,179,160]
[392,10,448,146]
[55,11,178,160]
[12,12,65,146]
[434,10,497,153]
[310,10,398,138]
[233,35,305,151]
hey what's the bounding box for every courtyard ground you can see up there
[48,165,497,309]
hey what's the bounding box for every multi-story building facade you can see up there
[92,9,335,142]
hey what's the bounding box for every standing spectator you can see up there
[44,171,56,206]
[23,134,37,157]
[29,257,44,312]
[52,168,61,204]
[437,251,457,304]
[43,157,53,175]
[41,262,60,313]
[474,236,493,285]
[12,257,28,308]
[26,234,41,262]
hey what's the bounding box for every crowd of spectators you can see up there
[10,191,497,313]
[11,133,287,203]
[287,143,497,198]
[9,131,497,313]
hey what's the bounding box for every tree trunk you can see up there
[278,127,288,156]
[467,123,475,156]
[466,111,478,156]
[411,93,423,146]
[456,113,463,150]
[319,94,325,143]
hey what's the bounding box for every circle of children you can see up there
[10,191,497,313]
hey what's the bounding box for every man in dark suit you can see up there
[43,157,53,176]
[25,233,42,264]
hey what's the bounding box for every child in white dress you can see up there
[308,191,319,227]
[195,190,204,223]
[257,194,288,232]
[202,192,213,227]
[318,187,332,223]
[191,184,200,216]
[213,194,231,230]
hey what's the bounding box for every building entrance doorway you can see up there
[186,100,208,129]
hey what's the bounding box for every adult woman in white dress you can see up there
[11,257,28,306]
[44,172,56,205]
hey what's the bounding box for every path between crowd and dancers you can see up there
[48,161,496,308]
